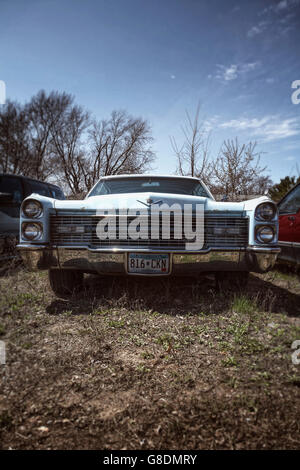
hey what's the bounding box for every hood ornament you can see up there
[137,198,162,208]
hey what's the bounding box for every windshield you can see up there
[88,177,211,198]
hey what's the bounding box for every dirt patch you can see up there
[0,267,299,449]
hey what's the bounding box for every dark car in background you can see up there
[0,173,65,260]
[277,182,300,267]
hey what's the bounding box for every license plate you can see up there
[128,253,170,274]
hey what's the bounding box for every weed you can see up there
[108,319,125,328]
[231,295,257,315]
[222,355,238,367]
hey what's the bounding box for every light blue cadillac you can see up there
[17,175,280,295]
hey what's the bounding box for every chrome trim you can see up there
[21,222,44,241]
[254,202,278,222]
[278,241,300,248]
[21,199,44,219]
[255,224,276,244]
[18,245,280,275]
[137,199,163,208]
[277,241,300,266]
[18,244,280,253]
[19,244,252,254]
[49,211,249,249]
[246,245,280,253]
[278,241,293,246]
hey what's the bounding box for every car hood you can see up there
[53,192,270,212]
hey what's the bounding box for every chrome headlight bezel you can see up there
[255,202,277,222]
[22,199,43,219]
[255,225,275,244]
[22,222,43,241]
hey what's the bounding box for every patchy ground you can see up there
[0,265,299,449]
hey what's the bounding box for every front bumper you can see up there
[277,241,300,266]
[17,245,280,275]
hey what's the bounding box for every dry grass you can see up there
[0,264,299,449]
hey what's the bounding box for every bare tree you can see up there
[85,110,155,191]
[170,103,212,183]
[0,92,76,180]
[26,90,73,180]
[251,175,273,195]
[0,94,155,196]
[0,101,30,175]
[50,104,90,195]
[212,139,270,199]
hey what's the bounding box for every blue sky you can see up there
[0,0,300,183]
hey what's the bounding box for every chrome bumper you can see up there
[17,245,280,275]
[277,241,300,266]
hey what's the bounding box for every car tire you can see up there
[215,271,249,291]
[48,269,83,296]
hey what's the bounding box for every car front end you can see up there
[17,176,280,294]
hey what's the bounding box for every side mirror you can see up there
[0,192,13,203]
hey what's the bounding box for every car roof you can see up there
[99,174,202,182]
[0,173,62,190]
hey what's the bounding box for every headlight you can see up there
[22,223,43,241]
[22,200,43,218]
[255,202,276,221]
[255,225,275,244]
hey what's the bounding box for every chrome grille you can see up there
[50,211,249,250]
